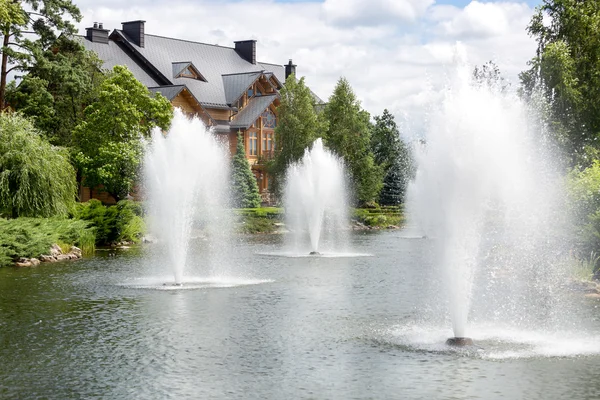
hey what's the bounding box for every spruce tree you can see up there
[231,131,261,208]
[371,109,412,206]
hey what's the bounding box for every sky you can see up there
[73,0,543,129]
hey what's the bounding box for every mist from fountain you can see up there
[406,49,569,340]
[144,109,231,285]
[284,138,349,255]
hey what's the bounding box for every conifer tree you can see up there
[230,131,261,208]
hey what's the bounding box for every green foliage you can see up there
[0,217,94,267]
[0,112,76,217]
[370,109,413,206]
[0,0,82,108]
[6,36,106,146]
[74,65,173,201]
[73,199,146,245]
[270,73,326,195]
[353,207,404,228]
[230,131,261,208]
[567,161,600,259]
[323,77,383,205]
[234,207,283,234]
[520,1,600,165]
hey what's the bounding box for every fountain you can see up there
[284,138,349,256]
[406,49,568,347]
[143,109,231,285]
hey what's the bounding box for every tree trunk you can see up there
[0,32,9,110]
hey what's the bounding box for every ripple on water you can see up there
[374,323,600,360]
[118,276,275,290]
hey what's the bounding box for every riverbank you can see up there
[235,206,405,234]
[1,206,405,266]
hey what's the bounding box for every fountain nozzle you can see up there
[445,337,474,347]
[309,251,321,256]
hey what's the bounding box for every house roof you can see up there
[231,94,278,129]
[222,71,262,105]
[80,29,286,109]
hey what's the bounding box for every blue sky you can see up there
[75,0,543,121]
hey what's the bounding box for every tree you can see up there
[0,112,76,217]
[270,73,326,196]
[370,109,412,206]
[323,77,383,205]
[6,36,105,146]
[520,0,600,165]
[473,61,510,92]
[74,65,172,201]
[230,131,261,208]
[0,0,82,109]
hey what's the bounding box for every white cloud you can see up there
[440,1,530,39]
[73,0,538,133]
[322,0,435,26]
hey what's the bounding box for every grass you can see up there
[572,252,600,281]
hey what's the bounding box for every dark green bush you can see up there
[73,199,145,245]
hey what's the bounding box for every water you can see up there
[143,109,231,285]
[406,53,568,339]
[284,138,349,255]
[1,231,599,399]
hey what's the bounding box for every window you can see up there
[248,131,257,156]
[261,110,276,128]
[262,132,273,153]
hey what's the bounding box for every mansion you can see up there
[80,20,317,204]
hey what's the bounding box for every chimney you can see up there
[234,40,256,65]
[285,59,297,79]
[86,22,109,44]
[122,20,146,48]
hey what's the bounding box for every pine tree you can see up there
[230,131,261,208]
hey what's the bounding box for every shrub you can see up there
[0,217,95,267]
[73,199,146,245]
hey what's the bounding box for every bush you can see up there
[353,207,404,228]
[73,199,145,245]
[0,217,95,267]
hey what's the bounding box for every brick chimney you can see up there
[122,20,146,48]
[85,22,109,44]
[234,40,256,64]
[285,59,297,79]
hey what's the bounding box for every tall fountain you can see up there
[406,50,567,346]
[144,109,231,285]
[284,138,349,255]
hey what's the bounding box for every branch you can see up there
[5,65,22,74]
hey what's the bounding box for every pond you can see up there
[1,230,600,399]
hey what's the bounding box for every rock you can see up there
[585,293,600,299]
[50,244,63,257]
[70,246,82,257]
[30,258,40,266]
[39,254,56,263]
[15,260,32,267]
[56,254,70,261]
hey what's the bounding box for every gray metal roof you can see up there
[79,36,160,87]
[148,85,185,100]
[101,30,286,108]
[222,71,262,105]
[231,94,277,129]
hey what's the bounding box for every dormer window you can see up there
[172,62,207,82]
